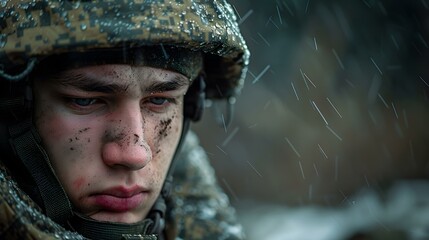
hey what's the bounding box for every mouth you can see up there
[90,186,149,212]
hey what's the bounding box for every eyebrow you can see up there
[53,72,129,93]
[52,72,189,94]
[145,75,189,93]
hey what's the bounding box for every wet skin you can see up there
[33,65,189,223]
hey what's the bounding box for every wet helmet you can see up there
[0,0,249,239]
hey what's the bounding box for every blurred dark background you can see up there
[192,0,429,238]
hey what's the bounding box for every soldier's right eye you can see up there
[71,98,97,107]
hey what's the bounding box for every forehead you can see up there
[46,64,191,93]
[71,65,188,84]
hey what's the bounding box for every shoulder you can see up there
[169,131,245,240]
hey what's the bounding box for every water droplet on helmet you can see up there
[80,23,87,31]
[0,34,7,48]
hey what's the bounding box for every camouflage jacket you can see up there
[0,131,245,240]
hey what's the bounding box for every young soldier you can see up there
[0,0,249,239]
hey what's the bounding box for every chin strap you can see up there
[69,213,157,240]
[8,118,73,226]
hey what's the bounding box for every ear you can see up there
[184,75,206,122]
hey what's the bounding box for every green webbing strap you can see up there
[9,119,73,226]
[70,213,157,240]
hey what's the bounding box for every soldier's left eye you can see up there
[71,98,97,106]
[149,97,169,105]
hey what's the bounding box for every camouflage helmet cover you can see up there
[0,0,250,99]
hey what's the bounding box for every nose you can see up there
[102,102,152,170]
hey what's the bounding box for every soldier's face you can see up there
[33,65,188,223]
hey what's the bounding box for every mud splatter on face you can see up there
[158,118,172,139]
[102,120,150,155]
[68,127,91,154]
[79,127,90,133]
[153,109,181,154]
[134,134,139,144]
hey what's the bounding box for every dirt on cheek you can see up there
[158,118,172,139]
[67,127,91,153]
[154,111,180,154]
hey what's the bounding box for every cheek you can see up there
[72,176,87,190]
[35,104,98,191]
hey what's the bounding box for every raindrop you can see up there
[326,125,343,141]
[159,43,169,59]
[0,34,6,48]
[391,102,399,119]
[80,23,87,31]
[238,9,253,25]
[314,36,318,50]
[370,57,383,75]
[391,34,399,50]
[417,33,428,48]
[222,127,239,147]
[251,65,270,84]
[298,160,306,180]
[340,190,351,205]
[326,97,342,118]
[303,72,316,88]
[257,32,270,47]
[419,76,429,87]
[216,145,228,155]
[305,0,311,13]
[312,101,329,125]
[377,93,390,109]
[221,114,227,133]
[318,144,328,159]
[222,178,239,202]
[284,137,301,158]
[283,1,294,16]
[313,164,319,176]
[276,5,282,24]
[332,48,345,70]
[364,175,370,187]
[299,68,311,90]
[291,82,300,101]
[247,160,263,178]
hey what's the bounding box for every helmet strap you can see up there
[69,213,157,240]
[8,118,73,226]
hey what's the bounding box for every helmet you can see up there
[0,0,249,238]
[0,0,249,98]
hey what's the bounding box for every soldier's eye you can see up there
[71,98,97,106]
[149,97,169,105]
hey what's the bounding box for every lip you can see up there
[90,186,149,212]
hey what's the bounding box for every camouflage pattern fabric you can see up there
[169,131,245,240]
[0,0,249,98]
[0,131,245,240]
[0,165,84,239]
